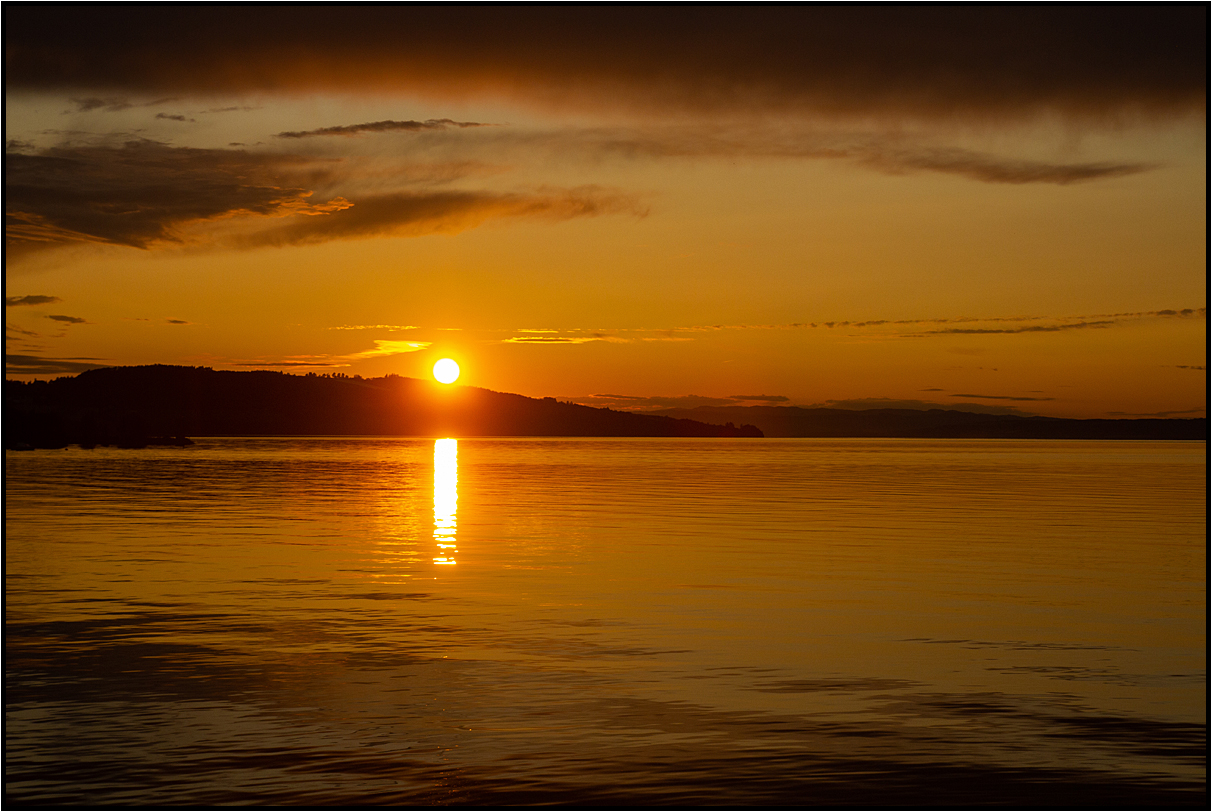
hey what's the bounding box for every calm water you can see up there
[5,438,1207,807]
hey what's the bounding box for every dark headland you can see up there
[4,365,762,449]
[5,366,1205,449]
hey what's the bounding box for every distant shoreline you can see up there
[6,365,1206,449]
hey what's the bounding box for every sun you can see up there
[433,358,460,384]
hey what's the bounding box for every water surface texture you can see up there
[5,438,1206,807]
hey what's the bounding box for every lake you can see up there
[4,438,1206,807]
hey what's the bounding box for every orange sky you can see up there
[5,7,1206,418]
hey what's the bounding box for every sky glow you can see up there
[3,7,1206,418]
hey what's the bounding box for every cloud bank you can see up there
[7,7,1204,121]
[277,119,490,138]
[5,140,643,255]
[5,141,341,252]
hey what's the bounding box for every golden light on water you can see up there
[433,358,460,384]
[433,438,458,565]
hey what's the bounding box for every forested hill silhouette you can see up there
[650,405,1207,441]
[4,365,762,449]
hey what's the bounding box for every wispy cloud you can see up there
[501,327,639,344]
[69,97,176,113]
[729,394,790,403]
[950,393,1055,402]
[240,187,644,248]
[350,340,432,358]
[928,320,1117,335]
[6,295,61,306]
[1106,408,1205,417]
[227,339,436,370]
[70,97,133,113]
[46,314,88,324]
[561,393,1036,415]
[330,324,420,331]
[563,393,791,411]
[535,127,1158,185]
[277,119,491,138]
[854,146,1153,186]
[5,353,108,375]
[228,339,434,370]
[504,335,601,344]
[812,397,1034,416]
[6,324,42,338]
[230,359,346,368]
[155,112,195,123]
[486,308,1205,346]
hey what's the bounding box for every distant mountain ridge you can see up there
[650,405,1207,440]
[4,365,762,449]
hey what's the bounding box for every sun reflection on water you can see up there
[433,438,458,564]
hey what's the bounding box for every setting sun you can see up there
[433,358,460,384]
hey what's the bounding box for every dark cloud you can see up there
[928,320,1117,335]
[277,119,490,138]
[5,353,108,375]
[1173,365,1205,371]
[70,97,132,113]
[6,140,641,255]
[5,140,346,252]
[9,7,1204,121]
[7,324,42,338]
[155,113,195,123]
[852,147,1153,185]
[546,129,1157,185]
[815,398,1034,416]
[166,319,190,325]
[47,314,87,324]
[569,394,746,411]
[69,96,176,113]
[950,393,1055,402]
[241,187,644,248]
[565,393,792,411]
[6,295,61,306]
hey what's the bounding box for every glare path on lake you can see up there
[433,438,458,564]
